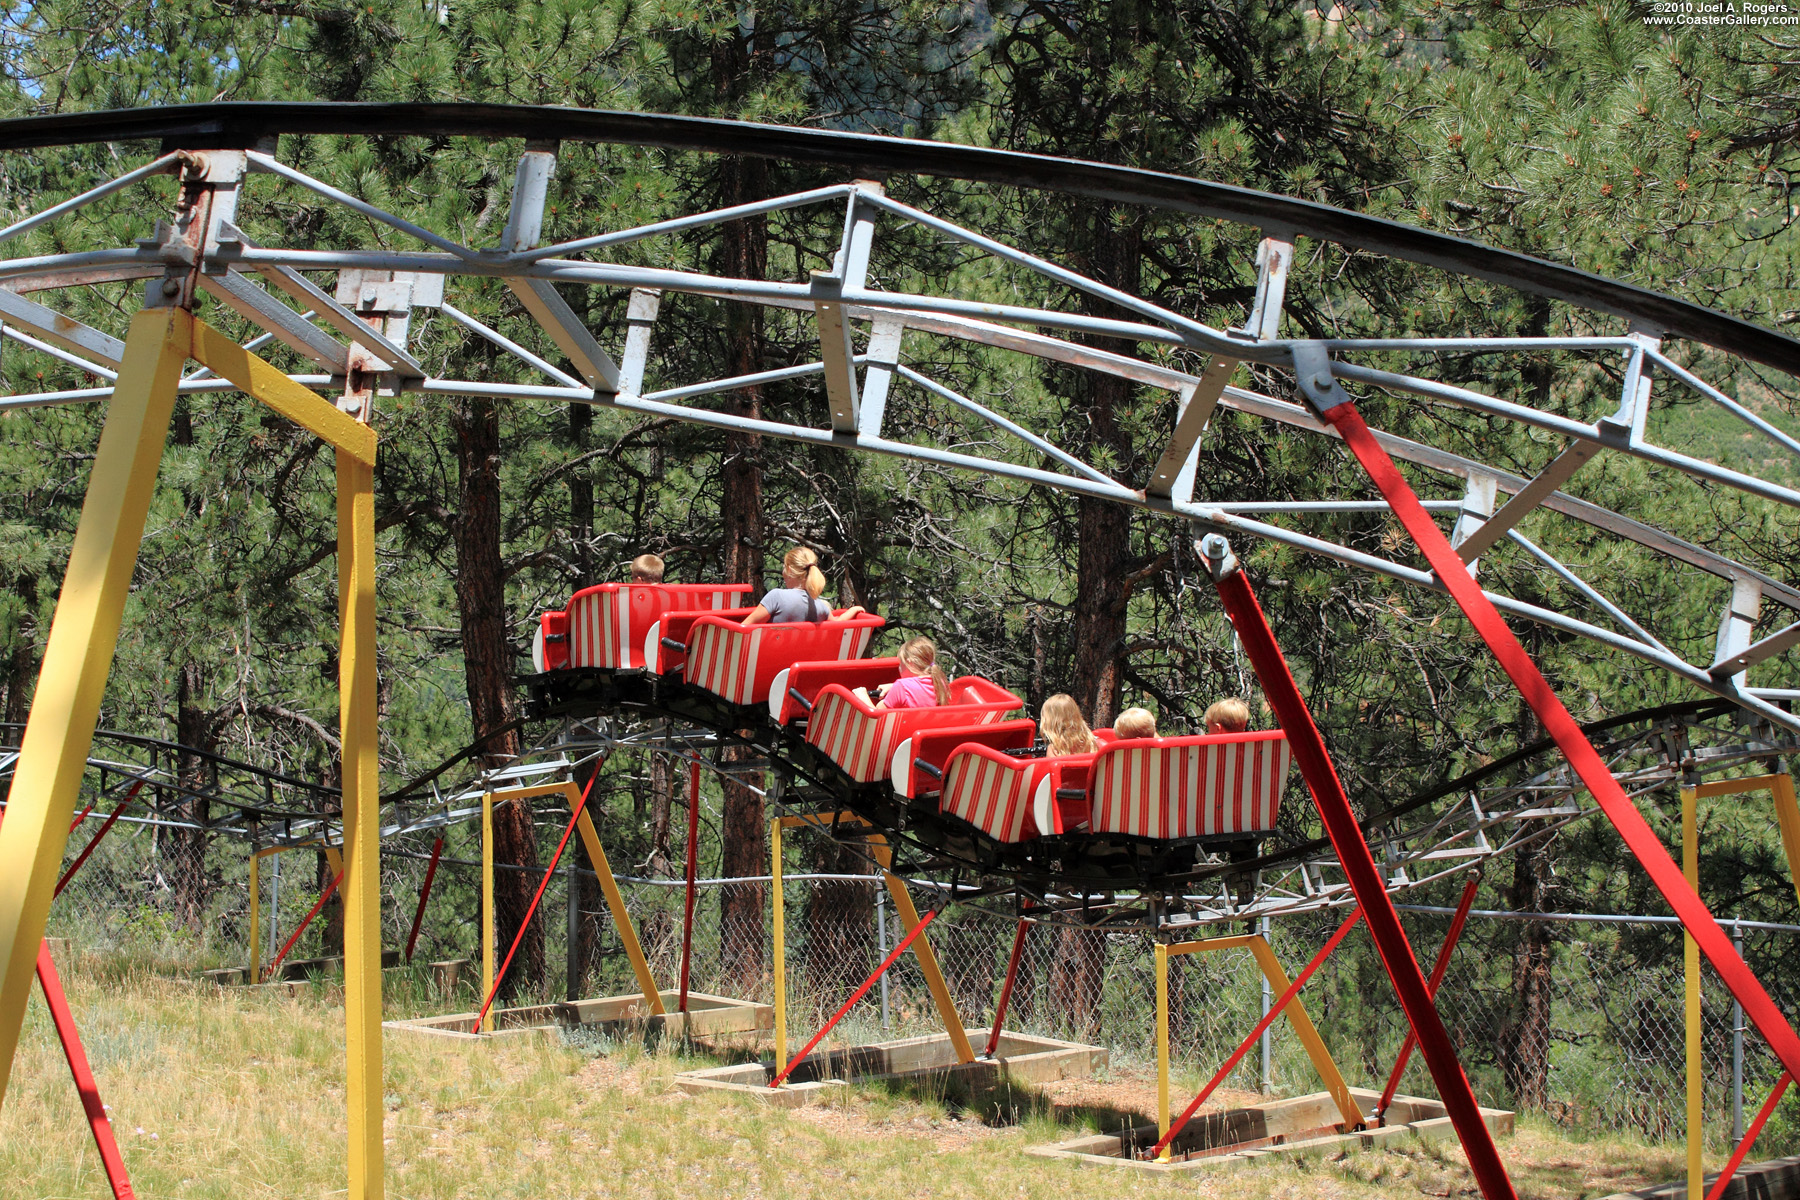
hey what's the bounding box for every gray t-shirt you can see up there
[759,587,831,623]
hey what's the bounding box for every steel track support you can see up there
[1315,392,1800,1081]
[1200,530,1516,1199]
[771,813,787,1076]
[1684,776,1704,1200]
[336,444,382,1200]
[869,834,974,1062]
[0,306,188,1106]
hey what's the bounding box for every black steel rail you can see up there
[0,102,1794,376]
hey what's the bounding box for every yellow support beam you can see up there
[1692,773,1786,801]
[868,835,973,1063]
[1683,782,1703,1200]
[337,448,381,1200]
[1243,939,1360,1130]
[570,807,663,1015]
[779,811,872,830]
[189,318,375,465]
[1158,932,1360,1132]
[772,816,787,1076]
[1156,943,1170,1161]
[481,790,495,1035]
[0,306,189,1105]
[1772,773,1800,912]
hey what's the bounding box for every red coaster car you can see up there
[1087,730,1290,841]
[533,583,752,673]
[804,675,1023,785]
[933,729,1286,846]
[680,614,887,707]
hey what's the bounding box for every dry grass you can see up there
[0,956,1699,1200]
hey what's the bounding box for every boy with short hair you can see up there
[1204,697,1251,734]
[1113,707,1158,740]
[630,553,664,584]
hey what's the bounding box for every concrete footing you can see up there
[1602,1156,1800,1200]
[202,949,409,987]
[384,990,772,1042]
[674,1029,1107,1109]
[1027,1086,1514,1171]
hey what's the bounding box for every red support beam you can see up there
[1207,540,1517,1200]
[678,758,701,1014]
[403,833,444,963]
[55,780,145,898]
[1377,872,1481,1118]
[770,906,940,1089]
[37,941,135,1199]
[1151,906,1362,1160]
[1706,1073,1792,1200]
[984,915,1031,1058]
[68,795,99,832]
[1321,398,1800,1089]
[263,869,343,982]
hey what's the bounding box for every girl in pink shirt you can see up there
[863,636,951,710]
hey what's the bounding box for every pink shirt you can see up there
[880,674,938,709]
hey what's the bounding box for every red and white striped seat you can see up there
[1088,731,1290,840]
[768,658,911,725]
[931,740,1104,842]
[890,719,1037,800]
[682,614,885,707]
[936,744,1064,843]
[805,678,1022,784]
[537,584,751,672]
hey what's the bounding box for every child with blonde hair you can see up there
[1204,697,1251,734]
[868,636,951,710]
[742,546,866,624]
[1040,693,1099,756]
[630,553,664,584]
[1113,707,1158,740]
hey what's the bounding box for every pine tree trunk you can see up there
[1499,836,1554,1108]
[1,572,36,739]
[1068,220,1142,729]
[565,400,600,991]
[1497,699,1554,1109]
[172,662,213,933]
[452,393,539,999]
[1051,926,1108,1039]
[713,134,770,996]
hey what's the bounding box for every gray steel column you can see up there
[1260,913,1272,1094]
[876,885,890,1033]
[1733,920,1746,1140]
[566,860,580,1003]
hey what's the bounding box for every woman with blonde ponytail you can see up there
[742,546,867,625]
[869,636,950,710]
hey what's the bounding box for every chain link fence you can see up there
[43,813,1800,1156]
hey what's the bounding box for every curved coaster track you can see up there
[14,693,1790,936]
